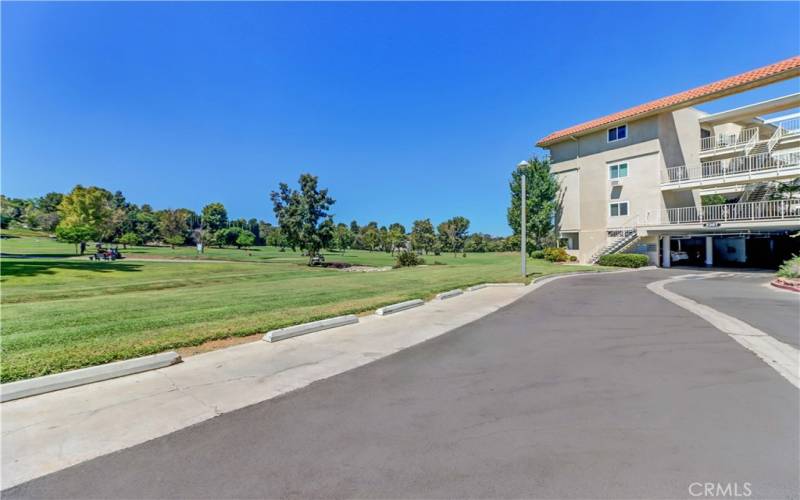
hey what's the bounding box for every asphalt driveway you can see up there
[4,270,798,499]
[665,271,800,348]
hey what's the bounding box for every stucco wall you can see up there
[548,108,703,262]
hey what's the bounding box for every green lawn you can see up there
[1,230,602,382]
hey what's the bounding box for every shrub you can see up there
[777,255,800,278]
[394,250,425,268]
[543,247,569,262]
[569,255,578,262]
[530,250,545,259]
[597,253,649,268]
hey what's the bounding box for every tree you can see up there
[438,216,470,257]
[508,157,559,253]
[359,225,378,251]
[55,185,114,249]
[214,226,243,248]
[118,232,141,249]
[236,229,256,249]
[333,223,353,251]
[39,192,64,213]
[270,174,335,264]
[701,194,727,206]
[265,226,288,250]
[465,233,488,253]
[201,202,228,245]
[134,208,160,245]
[319,217,336,250]
[388,223,407,254]
[159,209,189,248]
[55,224,96,254]
[410,219,436,254]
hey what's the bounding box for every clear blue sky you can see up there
[3,2,799,235]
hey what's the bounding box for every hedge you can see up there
[596,253,649,268]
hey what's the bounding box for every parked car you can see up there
[671,250,689,262]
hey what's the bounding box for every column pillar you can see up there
[661,235,671,268]
[705,236,713,267]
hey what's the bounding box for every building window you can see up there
[609,162,628,179]
[607,124,627,142]
[609,201,629,217]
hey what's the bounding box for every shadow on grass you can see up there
[1,252,80,258]
[1,260,144,278]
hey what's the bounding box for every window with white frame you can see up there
[607,124,627,142]
[609,201,629,217]
[609,162,628,179]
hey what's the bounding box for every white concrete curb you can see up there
[264,315,359,343]
[467,283,524,292]
[0,351,182,403]
[436,289,463,300]
[376,299,424,316]
[648,274,799,388]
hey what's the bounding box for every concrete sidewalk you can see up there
[1,276,575,489]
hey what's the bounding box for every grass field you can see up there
[1,229,602,382]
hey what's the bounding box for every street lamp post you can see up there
[518,161,527,278]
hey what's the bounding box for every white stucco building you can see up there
[537,56,800,268]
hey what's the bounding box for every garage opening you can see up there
[665,232,799,269]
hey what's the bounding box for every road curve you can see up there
[4,270,798,499]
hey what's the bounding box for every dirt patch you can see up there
[177,333,263,357]
[340,265,392,272]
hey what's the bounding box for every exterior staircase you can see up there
[590,215,641,264]
[738,181,776,203]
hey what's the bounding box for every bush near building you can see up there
[777,255,800,278]
[597,253,649,268]
[543,247,570,262]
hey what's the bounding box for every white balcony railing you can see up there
[767,117,800,152]
[663,150,800,185]
[647,199,800,226]
[700,127,759,152]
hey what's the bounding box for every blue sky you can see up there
[3,2,799,235]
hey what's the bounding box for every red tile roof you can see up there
[536,56,800,147]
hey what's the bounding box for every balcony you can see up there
[766,116,800,151]
[661,150,800,190]
[645,199,800,227]
[700,126,758,153]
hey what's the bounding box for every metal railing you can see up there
[700,127,758,152]
[663,150,800,184]
[767,117,800,152]
[649,199,800,225]
[607,214,640,238]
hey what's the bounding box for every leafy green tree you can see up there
[361,225,380,251]
[265,226,288,250]
[134,208,160,244]
[410,219,436,254]
[388,223,407,254]
[270,174,335,264]
[118,232,141,249]
[438,216,470,257]
[55,224,96,254]
[700,194,727,206]
[333,223,354,251]
[201,203,229,244]
[236,229,256,249]
[39,192,64,213]
[508,157,559,253]
[159,209,189,248]
[55,185,114,249]
[465,233,488,252]
[318,217,336,250]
